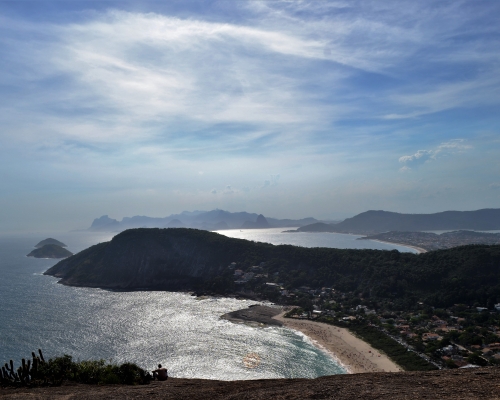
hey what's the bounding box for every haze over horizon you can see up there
[1,1,499,232]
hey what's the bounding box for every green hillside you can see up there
[45,228,500,309]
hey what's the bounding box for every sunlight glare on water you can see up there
[0,232,345,380]
[216,227,418,253]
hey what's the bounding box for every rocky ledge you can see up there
[2,367,500,399]
[221,305,283,327]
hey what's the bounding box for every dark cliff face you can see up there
[44,228,260,290]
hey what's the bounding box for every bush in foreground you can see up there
[1,349,151,387]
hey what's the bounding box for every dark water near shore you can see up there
[0,232,346,380]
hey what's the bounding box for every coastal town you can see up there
[228,260,500,370]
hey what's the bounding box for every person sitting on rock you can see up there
[152,364,168,381]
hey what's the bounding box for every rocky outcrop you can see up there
[221,305,283,326]
[241,214,269,229]
[89,215,120,231]
[2,367,500,399]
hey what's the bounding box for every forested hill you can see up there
[330,208,500,233]
[45,228,500,308]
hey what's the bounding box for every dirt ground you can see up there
[2,367,500,399]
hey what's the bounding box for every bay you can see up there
[216,227,419,253]
[0,232,346,380]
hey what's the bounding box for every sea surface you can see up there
[0,232,347,380]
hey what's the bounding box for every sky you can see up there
[1,0,499,232]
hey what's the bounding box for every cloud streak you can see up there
[0,1,499,230]
[399,140,472,170]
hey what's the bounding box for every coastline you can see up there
[273,312,403,374]
[369,239,427,254]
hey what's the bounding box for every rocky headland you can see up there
[43,228,500,313]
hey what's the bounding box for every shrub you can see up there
[1,351,151,387]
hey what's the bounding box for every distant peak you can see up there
[90,215,119,230]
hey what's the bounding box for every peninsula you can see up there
[44,228,500,309]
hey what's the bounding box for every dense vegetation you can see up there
[46,228,500,309]
[316,317,437,371]
[0,349,150,387]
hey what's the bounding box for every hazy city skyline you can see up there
[1,1,499,232]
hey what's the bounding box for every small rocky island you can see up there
[28,240,73,259]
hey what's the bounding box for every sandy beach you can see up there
[370,239,427,254]
[273,312,402,374]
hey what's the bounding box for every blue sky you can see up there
[1,0,499,231]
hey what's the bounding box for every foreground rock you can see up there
[2,368,500,399]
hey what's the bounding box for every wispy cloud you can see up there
[399,139,472,170]
[383,76,500,120]
[0,1,499,229]
[1,3,499,155]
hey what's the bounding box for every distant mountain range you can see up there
[88,209,317,232]
[294,209,500,234]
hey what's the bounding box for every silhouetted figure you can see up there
[152,364,168,381]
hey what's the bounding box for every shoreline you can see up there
[273,312,403,374]
[369,239,427,254]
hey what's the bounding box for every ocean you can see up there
[0,229,415,380]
